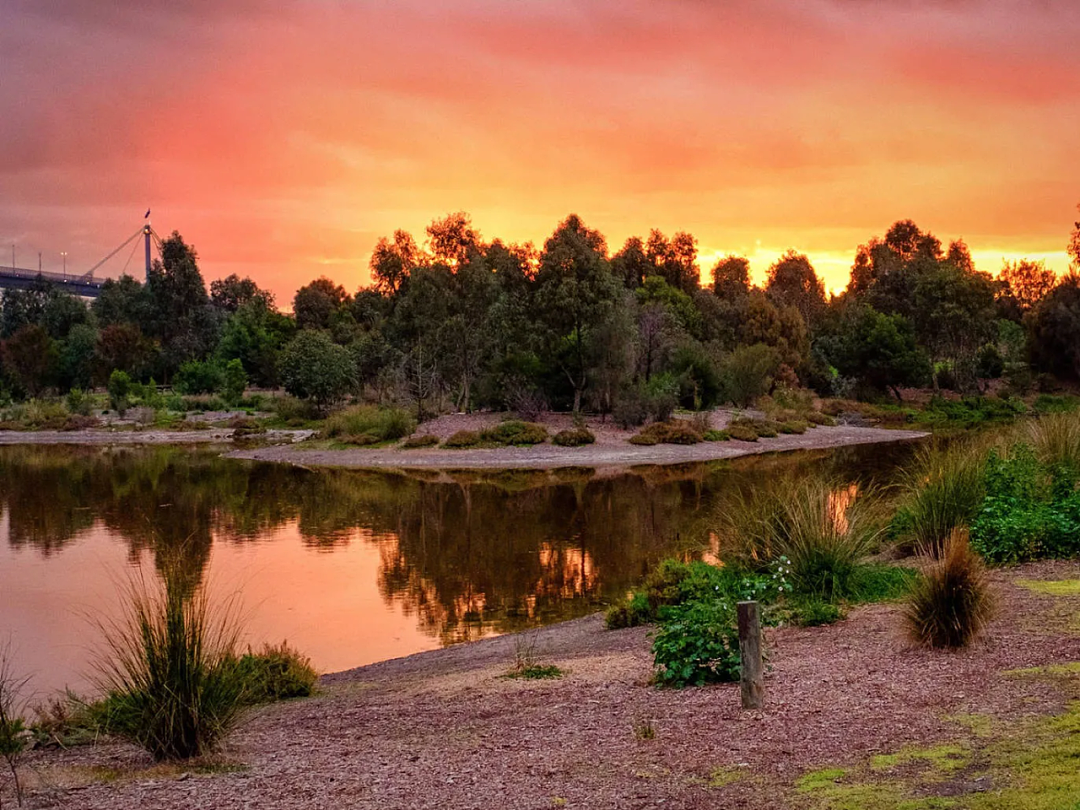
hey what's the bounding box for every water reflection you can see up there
[0,441,920,692]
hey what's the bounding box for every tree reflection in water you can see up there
[0,442,919,644]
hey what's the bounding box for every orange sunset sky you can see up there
[2,0,1079,304]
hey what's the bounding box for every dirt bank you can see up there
[23,560,1080,809]
[0,427,313,446]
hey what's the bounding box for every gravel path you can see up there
[22,561,1080,809]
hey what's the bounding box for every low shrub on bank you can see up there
[231,642,318,704]
[443,430,482,448]
[322,405,416,444]
[806,411,835,427]
[402,433,439,449]
[628,420,702,446]
[553,427,595,447]
[904,529,993,648]
[727,424,758,442]
[479,420,549,446]
[779,420,808,435]
[702,429,730,442]
[652,600,741,687]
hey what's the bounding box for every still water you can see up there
[0,442,919,696]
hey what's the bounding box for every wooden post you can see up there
[737,600,764,710]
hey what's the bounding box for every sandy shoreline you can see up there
[228,424,928,470]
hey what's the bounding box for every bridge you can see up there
[0,220,160,299]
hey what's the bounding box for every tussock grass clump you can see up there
[628,420,702,446]
[402,433,439,449]
[273,395,320,425]
[232,642,318,704]
[552,427,595,446]
[779,420,809,435]
[322,405,416,443]
[1023,412,1080,472]
[702,429,730,442]
[92,568,244,761]
[717,477,885,601]
[443,430,482,448]
[806,411,835,427]
[904,529,993,648]
[479,420,548,445]
[892,440,990,556]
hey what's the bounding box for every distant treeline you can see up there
[2,209,1079,416]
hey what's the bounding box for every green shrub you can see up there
[479,420,548,445]
[779,420,808,435]
[969,443,1080,563]
[702,429,730,442]
[605,592,651,629]
[720,343,781,407]
[904,530,993,648]
[322,405,416,443]
[629,420,702,446]
[173,360,224,396]
[789,598,842,627]
[220,359,247,405]
[279,331,356,411]
[806,411,835,427]
[231,642,317,704]
[443,430,482,448]
[727,425,758,442]
[164,393,188,412]
[1032,394,1080,415]
[402,433,439,448]
[92,569,244,760]
[66,388,92,416]
[553,427,595,446]
[273,395,319,425]
[652,600,741,687]
[107,370,132,415]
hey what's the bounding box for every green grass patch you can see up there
[1016,579,1080,597]
[505,664,563,680]
[870,744,970,775]
[707,766,744,788]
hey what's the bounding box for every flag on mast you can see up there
[144,208,151,219]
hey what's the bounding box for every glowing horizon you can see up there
[2,1,1078,304]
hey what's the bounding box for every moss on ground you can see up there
[794,700,1080,809]
[707,766,744,788]
[1016,579,1080,597]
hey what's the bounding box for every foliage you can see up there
[478,420,549,446]
[552,427,595,446]
[779,420,808,434]
[904,529,993,648]
[443,430,482,448]
[892,440,989,555]
[321,405,416,444]
[629,420,702,445]
[279,331,355,410]
[719,343,781,407]
[91,566,244,761]
[651,599,742,687]
[727,424,758,442]
[702,429,730,441]
[402,433,439,448]
[107,369,132,414]
[969,443,1080,564]
[173,359,224,396]
[0,644,29,806]
[220,359,247,405]
[716,476,885,601]
[230,642,318,704]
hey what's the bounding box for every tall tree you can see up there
[711,255,751,300]
[210,274,274,312]
[426,212,482,268]
[370,230,421,295]
[293,277,350,331]
[999,259,1057,313]
[534,215,618,412]
[765,250,826,328]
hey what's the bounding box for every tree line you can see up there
[2,208,1079,417]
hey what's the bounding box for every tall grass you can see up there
[321,405,416,443]
[0,643,29,806]
[716,476,885,600]
[93,566,244,761]
[1022,411,1080,472]
[904,529,994,648]
[892,439,990,556]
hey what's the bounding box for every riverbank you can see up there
[22,559,1080,809]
